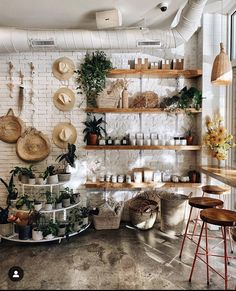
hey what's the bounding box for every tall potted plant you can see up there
[56,143,77,181]
[0,173,18,206]
[76,50,113,107]
[83,114,107,145]
[0,206,13,237]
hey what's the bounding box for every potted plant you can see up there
[14,211,33,240]
[83,114,107,145]
[0,206,13,236]
[31,211,45,241]
[15,195,34,211]
[0,173,18,206]
[55,197,63,209]
[59,188,72,208]
[78,206,90,226]
[36,173,46,185]
[44,191,55,211]
[76,50,113,107]
[56,143,77,182]
[33,199,43,212]
[10,165,34,184]
[68,207,83,232]
[43,165,58,184]
[43,220,59,240]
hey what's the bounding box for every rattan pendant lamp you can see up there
[211,1,232,85]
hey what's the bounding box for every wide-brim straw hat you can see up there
[0,108,25,143]
[52,122,77,149]
[52,57,75,80]
[16,127,51,162]
[53,87,76,111]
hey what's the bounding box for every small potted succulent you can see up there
[59,188,72,208]
[43,165,58,184]
[82,114,107,145]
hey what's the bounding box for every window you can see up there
[231,11,236,60]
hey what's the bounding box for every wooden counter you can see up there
[197,165,236,188]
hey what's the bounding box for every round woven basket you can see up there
[129,197,158,230]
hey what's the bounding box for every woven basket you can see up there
[129,197,158,230]
[93,202,123,230]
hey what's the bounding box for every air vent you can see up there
[136,40,162,47]
[29,38,56,48]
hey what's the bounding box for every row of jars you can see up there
[99,133,188,146]
[91,171,190,184]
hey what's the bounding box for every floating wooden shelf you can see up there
[84,145,201,151]
[85,181,202,190]
[107,69,202,79]
[85,108,202,114]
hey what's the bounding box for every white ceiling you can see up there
[0,0,233,30]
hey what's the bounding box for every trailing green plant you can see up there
[76,50,113,107]
[43,165,56,180]
[83,114,107,143]
[0,173,18,205]
[56,143,77,170]
[0,205,10,224]
[10,165,34,178]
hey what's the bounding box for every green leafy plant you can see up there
[43,165,56,180]
[0,206,10,224]
[76,50,113,107]
[44,191,55,204]
[59,187,73,200]
[15,195,34,210]
[43,220,59,237]
[0,173,18,205]
[83,114,107,143]
[56,143,77,171]
[10,165,34,178]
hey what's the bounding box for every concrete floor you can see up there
[0,222,235,290]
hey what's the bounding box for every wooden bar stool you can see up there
[179,197,224,259]
[189,185,230,248]
[189,208,236,290]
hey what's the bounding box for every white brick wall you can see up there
[0,33,201,207]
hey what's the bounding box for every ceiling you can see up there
[0,0,234,30]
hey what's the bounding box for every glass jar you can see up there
[117,175,124,183]
[126,175,131,183]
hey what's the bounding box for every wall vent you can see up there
[29,38,56,48]
[136,40,162,47]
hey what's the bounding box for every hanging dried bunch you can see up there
[18,70,24,114]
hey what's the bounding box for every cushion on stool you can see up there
[200,208,236,227]
[189,197,224,209]
[202,185,230,195]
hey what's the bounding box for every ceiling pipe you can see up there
[0,0,207,53]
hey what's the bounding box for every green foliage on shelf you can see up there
[0,173,18,206]
[83,113,107,142]
[76,50,113,107]
[56,143,77,169]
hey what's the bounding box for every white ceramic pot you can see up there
[58,225,66,236]
[28,178,36,185]
[20,175,29,184]
[44,203,53,211]
[134,171,142,183]
[62,198,70,208]
[144,170,153,182]
[56,202,62,209]
[47,174,58,184]
[34,203,42,211]
[45,234,54,240]
[32,229,43,241]
[58,173,71,182]
[36,177,46,185]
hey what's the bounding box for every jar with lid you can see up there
[121,136,128,145]
[174,137,181,145]
[106,136,113,145]
[180,137,187,145]
[114,137,121,145]
[111,175,117,183]
[162,171,171,182]
[126,174,131,183]
[117,175,124,183]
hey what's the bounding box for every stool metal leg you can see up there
[189,221,205,283]
[205,222,210,285]
[179,206,193,259]
[223,226,228,290]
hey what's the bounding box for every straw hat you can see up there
[52,122,77,149]
[52,57,75,80]
[0,108,25,143]
[53,87,76,111]
[16,127,51,162]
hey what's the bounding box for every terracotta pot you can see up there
[186,135,193,145]
[88,133,98,145]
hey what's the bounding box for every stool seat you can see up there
[189,197,224,209]
[200,208,236,227]
[202,185,230,195]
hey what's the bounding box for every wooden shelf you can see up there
[84,145,201,151]
[107,69,202,79]
[85,108,202,114]
[85,181,202,190]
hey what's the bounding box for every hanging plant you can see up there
[76,50,113,107]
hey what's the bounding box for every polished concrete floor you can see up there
[0,222,235,290]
